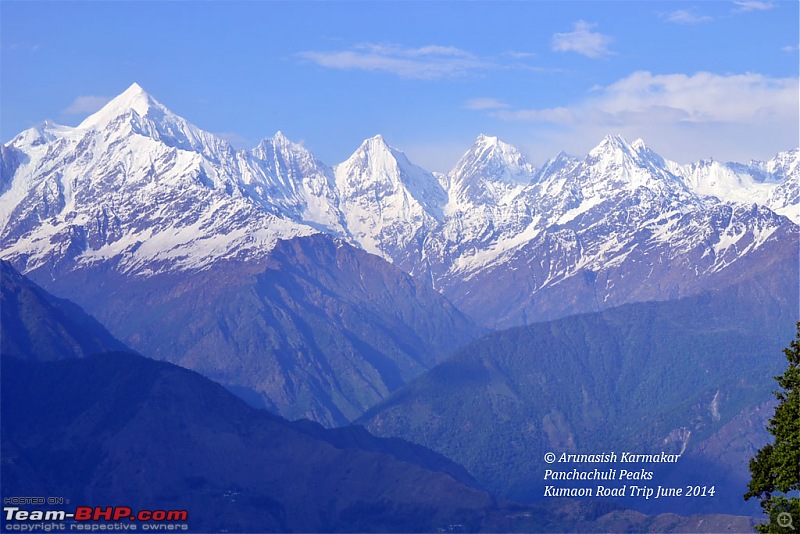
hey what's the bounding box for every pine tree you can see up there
[745,322,800,533]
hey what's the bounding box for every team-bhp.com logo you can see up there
[4,506,189,530]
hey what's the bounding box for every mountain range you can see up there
[0,263,761,532]
[2,84,797,300]
[1,82,797,429]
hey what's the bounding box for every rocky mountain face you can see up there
[1,83,797,423]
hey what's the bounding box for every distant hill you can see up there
[0,260,128,360]
[1,353,762,533]
[0,252,762,532]
[26,234,479,426]
[1,352,501,532]
[359,277,798,516]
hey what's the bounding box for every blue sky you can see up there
[2,0,798,171]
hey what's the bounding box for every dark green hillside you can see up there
[1,259,761,532]
[1,353,758,533]
[27,234,478,426]
[0,260,128,360]
[360,280,798,515]
[1,353,499,532]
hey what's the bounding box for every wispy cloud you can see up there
[504,51,538,59]
[782,44,800,52]
[464,98,510,111]
[732,0,776,12]
[488,71,798,163]
[213,131,254,148]
[551,21,612,58]
[494,71,797,125]
[62,95,111,115]
[4,42,42,53]
[296,43,490,79]
[662,9,713,24]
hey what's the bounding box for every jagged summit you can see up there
[583,134,682,186]
[448,134,535,204]
[354,134,393,154]
[1,84,797,298]
[338,134,431,182]
[254,131,307,155]
[78,82,163,130]
[338,135,405,171]
[588,134,637,159]
[474,133,501,147]
[472,134,524,159]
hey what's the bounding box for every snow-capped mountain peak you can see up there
[666,148,800,222]
[73,82,233,163]
[588,134,671,170]
[1,83,797,325]
[272,130,291,145]
[78,82,161,130]
[447,134,535,206]
[577,134,693,199]
[333,135,446,260]
[337,135,441,200]
[763,148,800,178]
[10,123,55,148]
[247,132,344,234]
[467,134,531,175]
[587,134,639,163]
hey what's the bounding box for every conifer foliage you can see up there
[746,323,800,533]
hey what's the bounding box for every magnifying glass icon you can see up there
[778,512,795,530]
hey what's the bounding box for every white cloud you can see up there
[297,43,489,79]
[783,44,800,52]
[213,132,253,148]
[732,0,776,12]
[551,21,612,58]
[4,42,42,53]
[496,71,797,126]
[490,71,799,163]
[492,107,575,123]
[504,51,538,59]
[464,98,510,111]
[663,9,713,24]
[62,96,111,115]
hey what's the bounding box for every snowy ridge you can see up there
[0,84,797,316]
[668,148,799,224]
[0,86,317,274]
